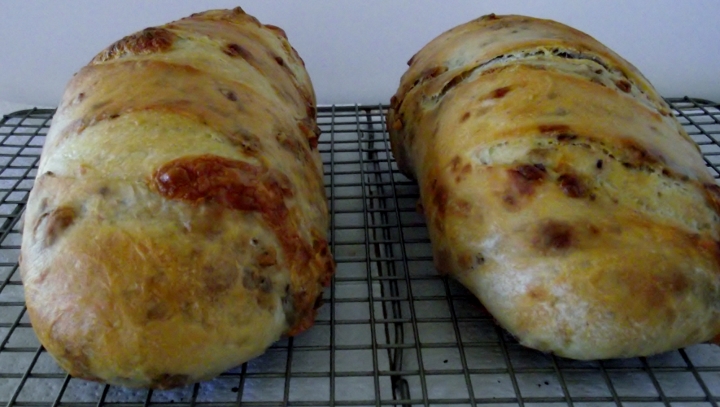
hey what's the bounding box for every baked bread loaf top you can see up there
[388,14,720,359]
[20,8,333,388]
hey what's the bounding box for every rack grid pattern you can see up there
[1,98,720,406]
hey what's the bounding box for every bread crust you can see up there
[20,8,333,388]
[388,14,720,359]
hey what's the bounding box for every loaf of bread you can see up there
[388,14,720,359]
[20,8,334,388]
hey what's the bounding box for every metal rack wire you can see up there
[1,97,720,407]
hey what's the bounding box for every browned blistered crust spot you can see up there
[288,230,334,335]
[258,247,278,267]
[457,253,472,270]
[454,161,473,183]
[669,271,690,294]
[527,286,550,301]
[306,103,317,121]
[491,86,512,98]
[70,92,86,107]
[152,155,333,335]
[438,70,474,99]
[538,124,571,134]
[621,162,636,170]
[621,139,664,165]
[267,47,312,114]
[203,264,241,298]
[297,118,321,150]
[619,267,689,316]
[503,194,516,207]
[478,65,513,78]
[503,164,545,210]
[419,66,448,82]
[430,178,449,217]
[450,156,462,172]
[454,199,472,214]
[145,300,170,321]
[557,134,578,142]
[534,220,573,252]
[615,79,632,93]
[505,164,546,203]
[590,77,607,87]
[703,183,720,214]
[188,6,250,22]
[277,133,312,164]
[227,129,261,156]
[308,137,319,150]
[695,236,720,269]
[512,164,546,182]
[35,206,76,247]
[288,44,306,67]
[265,24,288,39]
[242,267,273,294]
[224,43,252,59]
[219,87,238,102]
[557,173,588,198]
[92,27,177,64]
[460,111,471,123]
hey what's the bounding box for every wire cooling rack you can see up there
[1,97,720,407]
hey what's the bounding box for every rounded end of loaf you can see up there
[19,171,294,388]
[450,212,720,360]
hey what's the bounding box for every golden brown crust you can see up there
[20,8,333,388]
[388,14,720,359]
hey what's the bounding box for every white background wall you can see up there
[1,0,719,109]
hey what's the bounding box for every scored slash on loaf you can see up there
[388,14,720,359]
[20,8,334,388]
